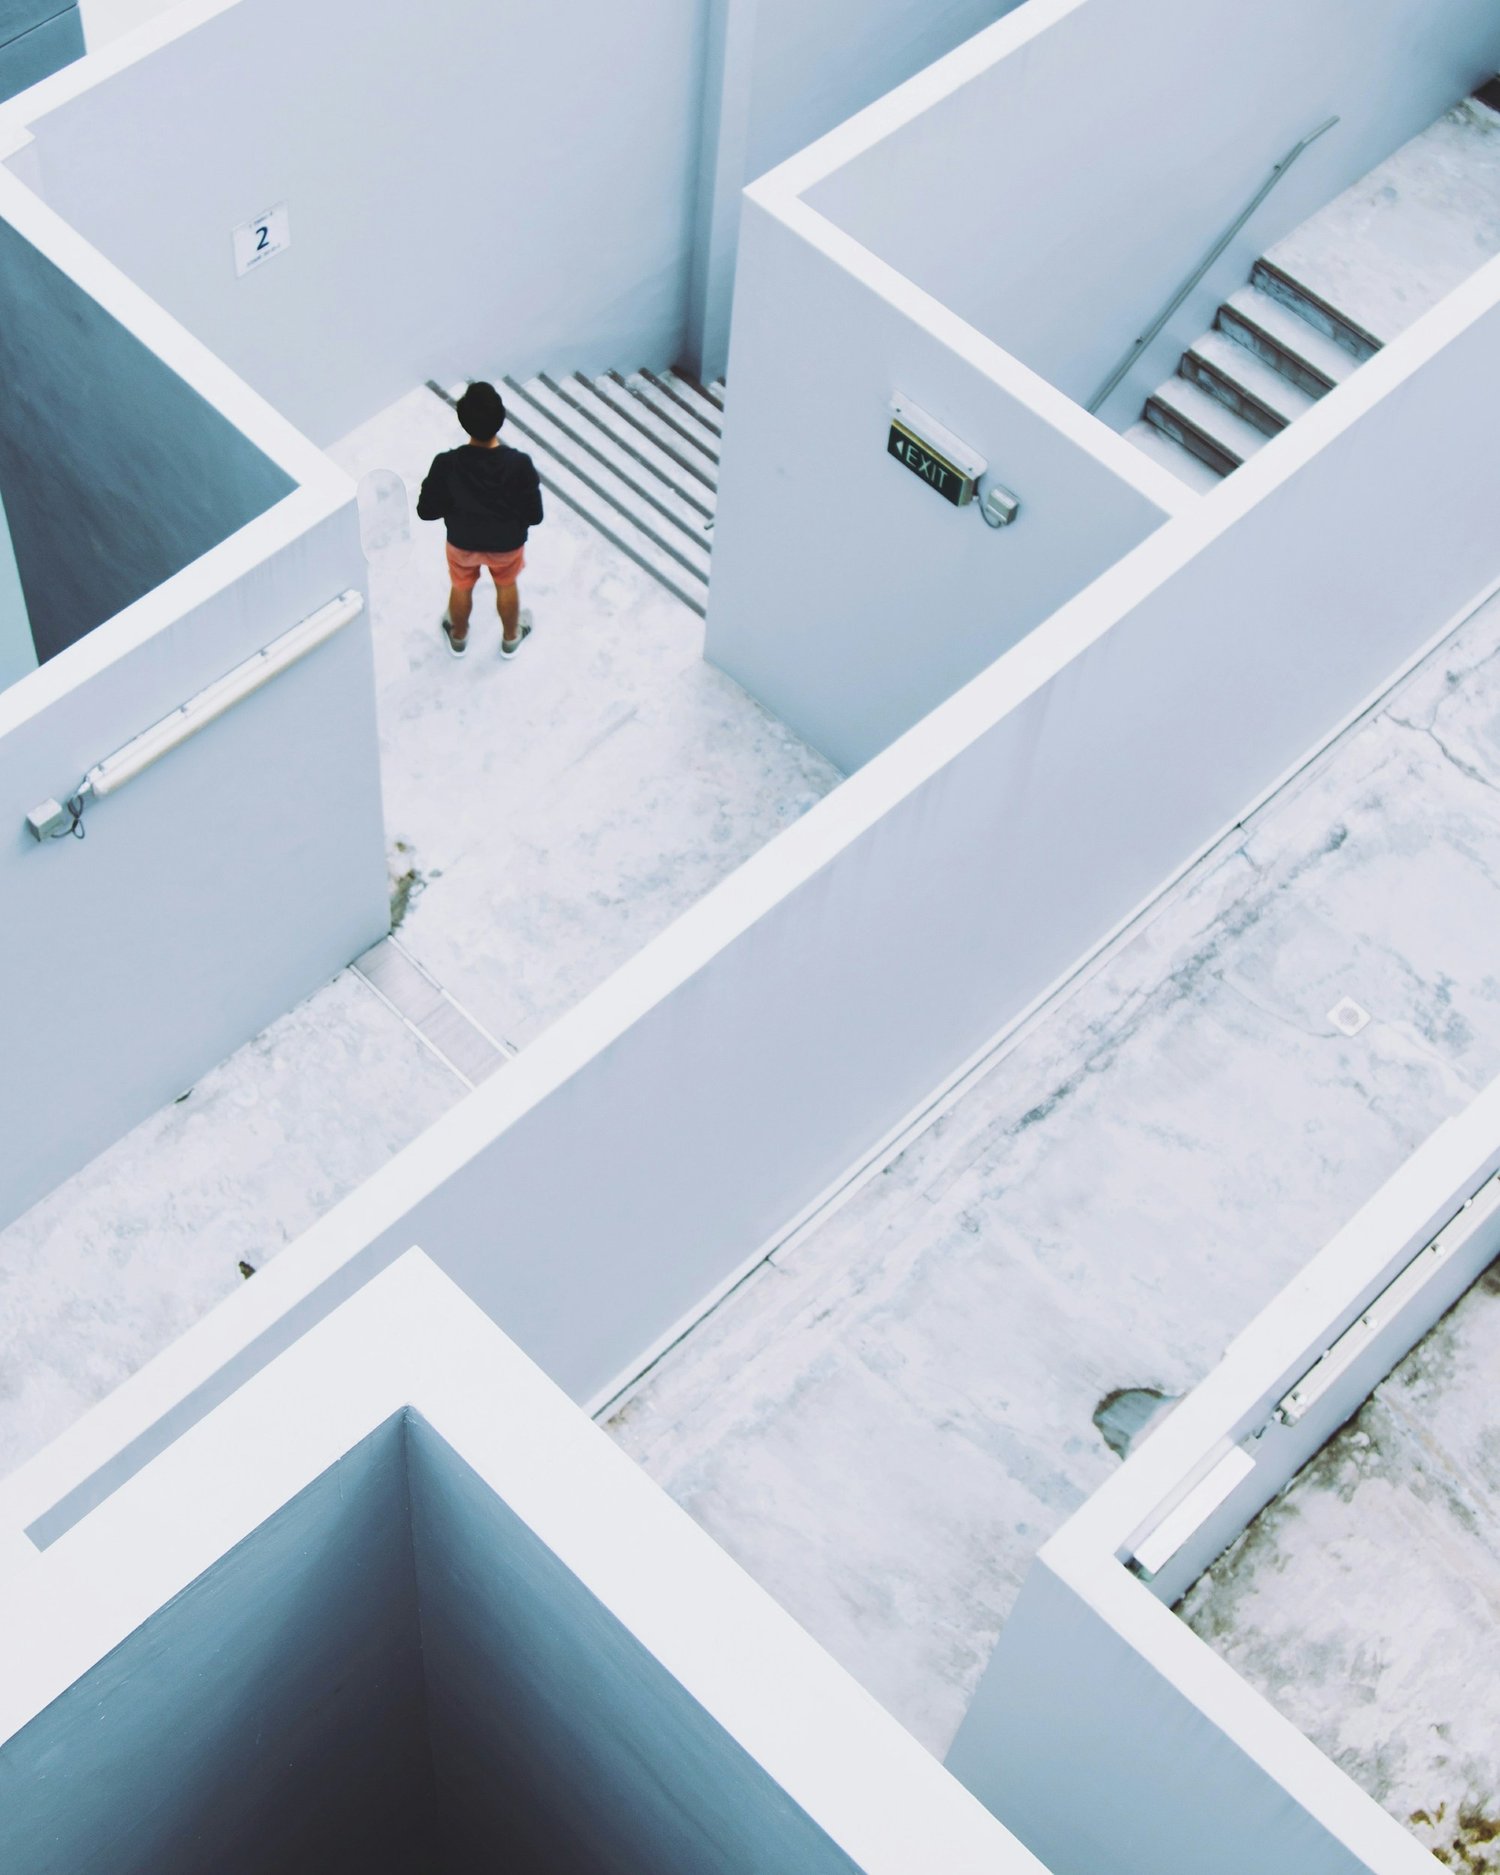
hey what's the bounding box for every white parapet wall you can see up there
[4,0,713,445]
[0,166,387,1228]
[706,0,1500,772]
[0,1249,1048,1875]
[944,1075,1500,1875]
[8,205,1500,1562]
[802,0,1500,420]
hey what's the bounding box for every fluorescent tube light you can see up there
[86,589,364,800]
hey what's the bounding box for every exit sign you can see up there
[886,398,985,507]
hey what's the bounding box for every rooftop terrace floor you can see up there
[1179,1260,1500,1874]
[0,387,836,1480]
[608,583,1500,1758]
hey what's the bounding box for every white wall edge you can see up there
[0,165,339,494]
[755,187,1192,517]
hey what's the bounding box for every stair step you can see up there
[653,368,725,436]
[610,371,721,466]
[1251,258,1381,363]
[1218,287,1359,397]
[1182,328,1318,435]
[1123,418,1225,493]
[498,401,710,617]
[1261,99,1500,347]
[508,375,715,546]
[550,373,717,520]
[580,373,720,496]
[1144,375,1269,476]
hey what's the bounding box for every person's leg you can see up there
[496,580,521,648]
[447,584,473,643]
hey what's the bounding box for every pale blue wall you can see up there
[705,197,1171,771]
[0,496,388,1229]
[0,215,294,662]
[0,484,37,693]
[0,1417,432,1875]
[18,0,710,445]
[685,0,1019,379]
[805,0,1500,426]
[408,1414,866,1874]
[0,2,82,104]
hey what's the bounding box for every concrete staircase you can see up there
[1127,93,1500,490]
[500,368,723,615]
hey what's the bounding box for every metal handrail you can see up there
[1086,115,1340,415]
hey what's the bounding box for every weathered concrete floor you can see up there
[1178,1262,1500,1875]
[1267,97,1500,344]
[608,586,1500,1759]
[0,387,837,1482]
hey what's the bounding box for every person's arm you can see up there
[415,455,447,522]
[523,455,544,528]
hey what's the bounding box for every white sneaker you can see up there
[500,610,534,660]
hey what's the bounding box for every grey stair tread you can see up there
[510,376,715,543]
[1220,287,1359,389]
[655,368,725,434]
[1123,418,1224,493]
[421,999,508,1085]
[1147,375,1269,468]
[557,375,718,516]
[503,417,709,615]
[1185,327,1318,427]
[353,939,508,1086]
[501,390,711,582]
[613,371,721,465]
[586,373,720,492]
[1263,99,1500,345]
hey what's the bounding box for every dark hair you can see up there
[457,381,505,440]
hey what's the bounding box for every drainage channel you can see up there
[351,934,514,1090]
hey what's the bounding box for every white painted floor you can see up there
[0,386,838,1481]
[608,586,1500,1759]
[1179,1261,1500,1872]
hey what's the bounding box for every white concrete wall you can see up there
[684,0,1017,379]
[0,1416,431,1875]
[0,1254,1045,1875]
[12,0,709,444]
[78,0,179,47]
[944,1079,1500,1875]
[0,178,388,1230]
[804,0,1500,424]
[704,193,1178,769]
[408,1413,877,1873]
[0,485,36,692]
[19,231,1500,1547]
[0,211,295,660]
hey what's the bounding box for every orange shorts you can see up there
[445,542,526,590]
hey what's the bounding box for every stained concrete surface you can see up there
[1267,98,1500,344]
[331,387,839,1051]
[0,973,461,1479]
[608,585,1500,1758]
[1178,1262,1500,1875]
[0,386,837,1482]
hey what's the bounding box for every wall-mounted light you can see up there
[887,395,1020,528]
[25,589,364,844]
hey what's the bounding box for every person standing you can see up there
[416,381,544,659]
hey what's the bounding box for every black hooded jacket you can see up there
[416,442,544,551]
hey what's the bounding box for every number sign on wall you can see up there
[232,203,291,278]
